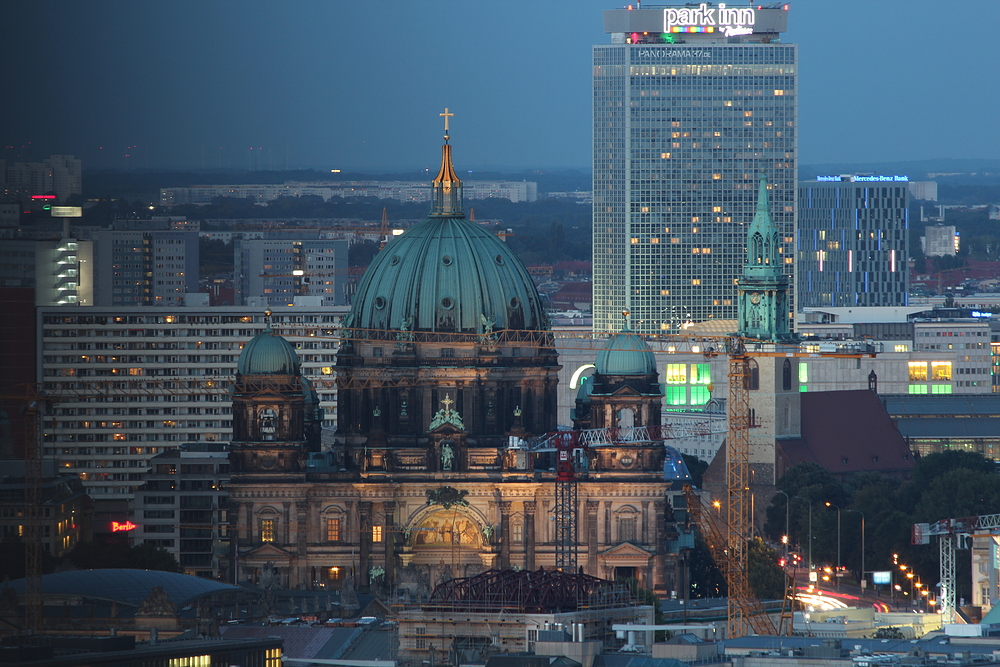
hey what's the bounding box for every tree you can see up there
[870,626,905,640]
[681,454,709,488]
[63,541,180,573]
[748,537,786,600]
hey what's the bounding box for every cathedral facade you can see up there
[226,127,688,598]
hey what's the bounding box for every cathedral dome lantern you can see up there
[347,117,547,335]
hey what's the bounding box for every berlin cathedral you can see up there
[226,123,692,599]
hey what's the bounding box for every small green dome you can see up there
[596,328,657,376]
[237,327,300,375]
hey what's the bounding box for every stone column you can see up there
[499,501,512,570]
[586,500,600,576]
[653,500,667,594]
[242,501,253,543]
[358,501,372,590]
[383,501,396,588]
[523,500,536,572]
[282,501,292,545]
[641,500,650,546]
[295,501,308,588]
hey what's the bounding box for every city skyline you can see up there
[2,0,998,171]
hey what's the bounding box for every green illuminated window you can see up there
[909,384,929,395]
[666,386,687,405]
[799,386,807,392]
[690,386,710,404]
[691,363,711,384]
[798,362,808,383]
[931,384,953,394]
[666,364,687,384]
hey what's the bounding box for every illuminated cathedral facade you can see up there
[226,124,690,598]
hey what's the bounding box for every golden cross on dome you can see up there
[441,393,454,411]
[440,107,454,139]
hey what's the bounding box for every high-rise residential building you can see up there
[37,304,346,500]
[593,4,795,333]
[234,238,349,307]
[90,230,199,306]
[797,175,910,308]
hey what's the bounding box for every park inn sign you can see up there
[663,3,756,31]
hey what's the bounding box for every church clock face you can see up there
[750,292,762,305]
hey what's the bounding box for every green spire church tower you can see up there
[737,171,796,342]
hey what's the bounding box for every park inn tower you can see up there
[593,3,796,333]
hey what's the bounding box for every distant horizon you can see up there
[73,156,1000,179]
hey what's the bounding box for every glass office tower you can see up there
[798,175,910,308]
[593,5,796,333]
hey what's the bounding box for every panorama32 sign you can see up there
[663,3,756,36]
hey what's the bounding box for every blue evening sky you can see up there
[2,0,997,171]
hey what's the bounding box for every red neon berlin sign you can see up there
[111,520,136,532]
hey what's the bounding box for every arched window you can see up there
[782,358,792,391]
[747,359,760,391]
[257,508,279,543]
[751,232,764,265]
[617,407,635,429]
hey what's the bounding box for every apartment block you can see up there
[38,305,347,499]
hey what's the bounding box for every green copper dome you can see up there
[237,325,301,376]
[349,139,546,334]
[596,325,657,376]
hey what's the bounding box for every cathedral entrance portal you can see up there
[401,508,493,586]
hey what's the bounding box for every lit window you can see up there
[931,361,952,381]
[894,344,908,353]
[666,364,687,384]
[372,525,383,542]
[932,385,953,394]
[690,386,710,405]
[261,518,275,542]
[666,386,687,405]
[326,517,340,541]
[909,384,929,395]
[798,362,808,383]
[691,364,710,385]
[908,362,928,381]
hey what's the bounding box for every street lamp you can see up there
[825,502,841,585]
[907,572,915,606]
[776,489,790,560]
[794,496,813,573]
[846,508,865,595]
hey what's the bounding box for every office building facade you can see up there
[594,4,795,333]
[132,444,230,578]
[798,176,910,308]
